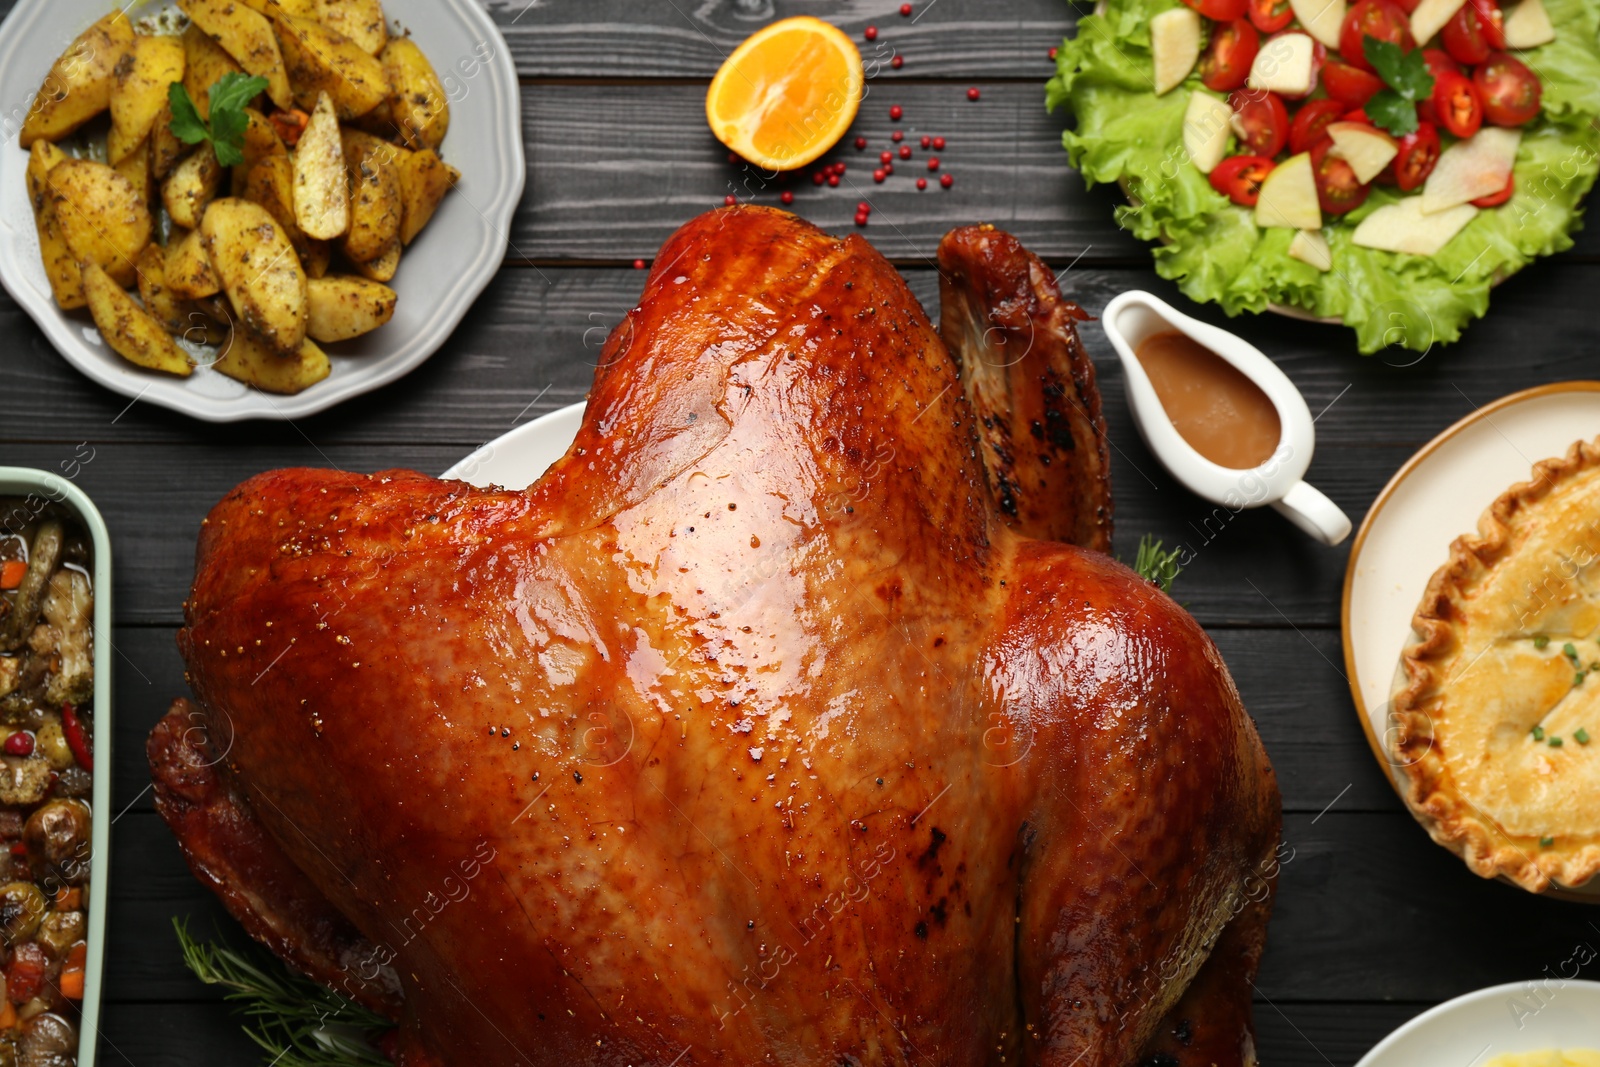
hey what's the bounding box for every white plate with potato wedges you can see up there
[0,0,523,423]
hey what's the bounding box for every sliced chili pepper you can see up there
[61,704,92,773]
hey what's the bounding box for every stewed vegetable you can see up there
[0,503,94,1065]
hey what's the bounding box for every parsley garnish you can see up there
[1364,39,1435,137]
[168,73,271,168]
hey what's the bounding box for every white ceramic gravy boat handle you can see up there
[1101,291,1353,547]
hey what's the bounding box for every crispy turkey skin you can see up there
[151,207,1280,1067]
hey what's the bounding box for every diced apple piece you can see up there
[1352,197,1477,254]
[1328,121,1399,183]
[1421,128,1520,213]
[1184,91,1235,174]
[1291,0,1346,48]
[1255,152,1322,230]
[1288,229,1333,271]
[1411,0,1468,43]
[1151,7,1203,96]
[1503,0,1555,48]
[1248,32,1317,96]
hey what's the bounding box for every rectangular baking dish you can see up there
[0,466,111,1067]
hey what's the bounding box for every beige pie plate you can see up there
[1342,380,1600,903]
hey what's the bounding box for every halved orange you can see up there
[706,17,864,173]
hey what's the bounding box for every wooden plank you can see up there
[108,625,1400,816]
[5,258,1597,450]
[89,997,1427,1067]
[9,261,1600,627]
[493,0,1072,80]
[100,809,1594,1005]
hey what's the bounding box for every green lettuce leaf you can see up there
[1047,0,1600,353]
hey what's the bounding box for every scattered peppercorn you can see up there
[901,2,913,13]
[916,177,928,190]
[920,135,931,148]
[967,87,981,100]
[933,136,946,150]
[873,169,886,182]
[827,174,840,187]
[724,194,737,206]
[780,190,794,205]
[940,173,953,187]
[889,105,903,120]
[899,145,912,159]
[892,54,904,68]
[633,259,646,269]
[1049,45,1059,59]
[892,130,904,142]
[864,25,878,40]
[812,171,826,185]
[880,150,893,163]
[928,157,940,170]
[855,136,868,149]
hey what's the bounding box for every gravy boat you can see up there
[1101,291,1352,546]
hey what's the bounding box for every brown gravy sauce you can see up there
[1136,330,1281,470]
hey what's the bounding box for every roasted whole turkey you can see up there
[150,207,1281,1067]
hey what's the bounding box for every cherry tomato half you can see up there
[1475,52,1541,126]
[1183,0,1249,20]
[1229,88,1291,157]
[1343,107,1374,123]
[1202,19,1261,91]
[1323,57,1386,106]
[1422,48,1462,79]
[1248,0,1294,33]
[1290,98,1349,153]
[1340,0,1416,72]
[1311,140,1371,214]
[1384,120,1441,190]
[1472,0,1507,49]
[1471,171,1515,206]
[1209,154,1276,205]
[1442,3,1490,65]
[1430,69,1483,137]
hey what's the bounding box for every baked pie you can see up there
[1392,437,1600,893]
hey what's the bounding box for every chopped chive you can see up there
[1533,725,1546,741]
[1534,634,1550,649]
[1576,672,1587,687]
[1540,835,1556,847]
[1550,736,1565,747]
[1564,642,1581,663]
[1577,728,1591,745]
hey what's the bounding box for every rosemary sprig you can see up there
[1132,535,1183,594]
[174,919,392,1067]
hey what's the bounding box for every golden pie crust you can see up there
[1393,437,1600,893]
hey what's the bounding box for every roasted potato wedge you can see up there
[165,228,223,300]
[247,155,331,278]
[20,12,135,147]
[151,100,187,180]
[178,0,293,111]
[293,92,350,241]
[274,12,388,119]
[230,108,288,196]
[306,274,394,342]
[317,0,388,55]
[239,0,320,19]
[27,142,83,310]
[114,138,153,206]
[47,159,150,289]
[380,37,448,151]
[396,148,457,245]
[349,240,398,282]
[163,149,225,230]
[341,129,401,264]
[136,243,227,345]
[201,197,309,355]
[82,260,193,377]
[108,34,185,166]
[182,23,245,120]
[213,330,330,394]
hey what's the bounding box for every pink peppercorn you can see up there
[724,194,737,205]
[901,2,912,13]
[892,130,904,142]
[927,157,939,171]
[899,145,912,159]
[881,150,893,163]
[855,136,868,149]
[873,169,886,182]
[891,55,903,68]
[920,135,931,148]
[780,190,794,205]
[827,174,840,187]
[940,173,953,187]
[633,259,646,269]
[916,177,928,190]
[967,87,980,101]
[889,105,903,120]
[864,25,878,40]
[933,136,945,150]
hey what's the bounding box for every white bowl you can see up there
[1356,980,1600,1067]
[0,0,524,422]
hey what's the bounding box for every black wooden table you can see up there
[1,1,1595,1064]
